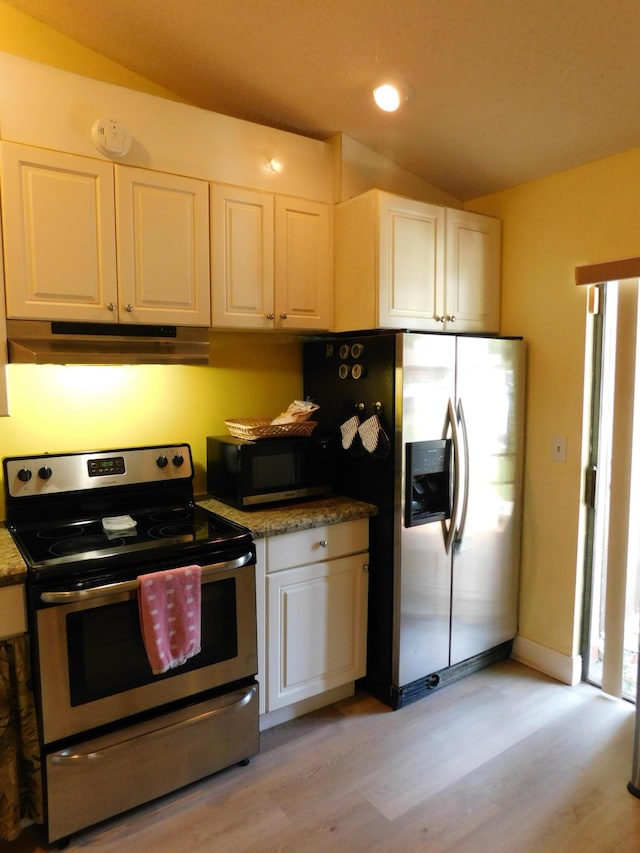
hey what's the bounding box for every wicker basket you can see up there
[224,418,317,440]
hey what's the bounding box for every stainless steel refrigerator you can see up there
[303,331,526,708]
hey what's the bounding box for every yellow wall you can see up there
[468,147,640,659]
[0,3,301,517]
[0,339,301,517]
[0,338,301,517]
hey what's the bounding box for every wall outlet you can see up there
[551,435,567,462]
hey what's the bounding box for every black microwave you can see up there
[206,435,334,509]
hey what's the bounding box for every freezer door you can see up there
[450,337,525,665]
[397,333,456,685]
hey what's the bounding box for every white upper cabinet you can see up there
[211,184,332,330]
[0,143,210,326]
[334,189,501,334]
[274,195,332,330]
[210,185,274,329]
[445,207,501,334]
[115,166,210,326]
[1,143,117,322]
[378,193,445,331]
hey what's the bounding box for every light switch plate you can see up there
[551,435,567,462]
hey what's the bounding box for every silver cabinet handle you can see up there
[450,315,456,323]
[124,304,134,312]
[318,539,328,548]
[266,313,275,320]
[279,312,288,320]
[107,302,116,312]
[40,551,254,603]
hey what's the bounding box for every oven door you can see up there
[34,550,257,745]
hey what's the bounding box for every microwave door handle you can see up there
[440,398,460,556]
[39,550,254,604]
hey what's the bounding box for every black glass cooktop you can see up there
[10,504,251,571]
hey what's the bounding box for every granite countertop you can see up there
[0,527,26,587]
[197,495,378,538]
[0,496,378,587]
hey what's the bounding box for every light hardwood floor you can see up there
[5,660,640,852]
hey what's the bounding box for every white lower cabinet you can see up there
[0,585,27,639]
[259,519,369,721]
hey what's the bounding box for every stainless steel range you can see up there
[3,444,259,846]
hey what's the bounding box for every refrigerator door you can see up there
[397,333,456,685]
[450,336,525,665]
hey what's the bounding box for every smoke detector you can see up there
[91,117,132,158]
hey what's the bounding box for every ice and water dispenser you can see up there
[405,439,452,527]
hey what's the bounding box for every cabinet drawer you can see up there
[0,585,27,639]
[265,518,368,572]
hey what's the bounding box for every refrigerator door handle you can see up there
[441,398,460,555]
[455,398,470,546]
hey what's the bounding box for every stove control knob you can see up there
[156,455,168,469]
[17,468,32,483]
[38,466,52,480]
[172,454,184,467]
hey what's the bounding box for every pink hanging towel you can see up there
[138,565,202,675]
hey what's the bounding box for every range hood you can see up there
[6,320,211,366]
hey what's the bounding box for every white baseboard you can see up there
[512,635,582,686]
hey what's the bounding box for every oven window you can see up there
[66,578,238,705]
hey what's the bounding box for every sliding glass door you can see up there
[584,280,640,701]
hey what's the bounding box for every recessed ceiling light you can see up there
[373,84,402,112]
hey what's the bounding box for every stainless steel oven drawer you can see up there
[45,682,259,843]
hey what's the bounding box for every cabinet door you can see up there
[445,209,501,333]
[210,185,274,328]
[0,215,9,416]
[274,196,332,330]
[0,585,27,639]
[0,143,118,322]
[378,193,445,331]
[254,539,267,716]
[115,166,210,326]
[266,554,368,710]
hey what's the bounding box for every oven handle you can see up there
[49,683,257,765]
[39,550,254,604]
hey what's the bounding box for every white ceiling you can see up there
[5,0,640,200]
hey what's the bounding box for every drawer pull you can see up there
[318,539,328,548]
